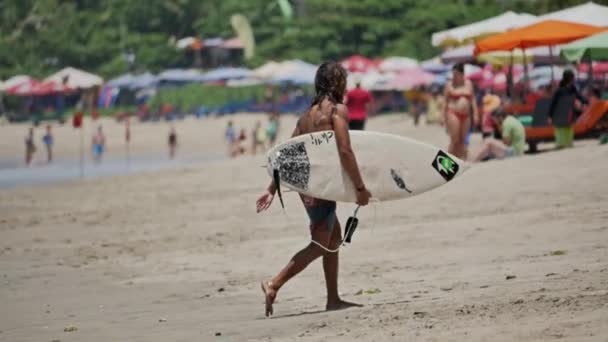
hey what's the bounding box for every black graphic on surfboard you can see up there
[390,169,412,193]
[431,150,459,181]
[275,142,310,190]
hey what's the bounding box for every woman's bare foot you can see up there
[326,299,362,311]
[261,281,277,317]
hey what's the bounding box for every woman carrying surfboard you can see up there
[443,63,479,159]
[256,61,372,317]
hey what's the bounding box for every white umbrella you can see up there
[379,57,418,72]
[431,11,537,47]
[45,67,103,89]
[537,2,608,27]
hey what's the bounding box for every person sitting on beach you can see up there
[472,108,526,162]
[256,61,371,317]
[25,127,36,166]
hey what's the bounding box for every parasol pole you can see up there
[79,118,84,179]
[508,51,514,99]
[587,54,593,86]
[522,48,529,98]
[549,46,555,85]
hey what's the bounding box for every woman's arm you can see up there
[331,105,366,191]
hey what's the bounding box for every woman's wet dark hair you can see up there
[452,62,465,74]
[560,69,575,87]
[311,61,347,107]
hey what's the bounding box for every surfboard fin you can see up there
[273,169,285,209]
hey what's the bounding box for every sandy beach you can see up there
[1,113,607,341]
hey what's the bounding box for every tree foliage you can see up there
[0,0,605,79]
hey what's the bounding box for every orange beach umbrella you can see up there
[474,20,606,55]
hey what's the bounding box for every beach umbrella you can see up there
[432,11,537,47]
[442,44,561,65]
[474,20,606,54]
[200,67,252,82]
[45,67,103,89]
[271,60,318,84]
[536,2,608,28]
[560,31,608,62]
[379,57,418,73]
[420,57,450,73]
[385,68,435,90]
[341,55,377,73]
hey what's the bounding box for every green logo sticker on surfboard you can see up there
[432,150,459,181]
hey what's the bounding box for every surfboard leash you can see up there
[272,169,285,209]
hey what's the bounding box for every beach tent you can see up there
[0,75,33,92]
[106,73,136,88]
[379,57,418,73]
[560,31,608,62]
[157,69,203,83]
[107,72,158,89]
[432,11,537,47]
[199,67,252,82]
[5,78,41,95]
[475,20,606,55]
[45,67,103,89]
[253,61,281,79]
[129,73,157,89]
[536,2,608,28]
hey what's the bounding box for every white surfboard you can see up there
[266,130,468,203]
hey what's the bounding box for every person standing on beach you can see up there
[265,114,279,148]
[92,125,106,163]
[443,63,479,159]
[251,121,265,155]
[548,70,588,149]
[25,127,36,166]
[345,81,373,130]
[168,126,178,159]
[256,62,371,317]
[225,120,236,157]
[42,125,54,163]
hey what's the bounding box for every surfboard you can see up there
[266,130,468,203]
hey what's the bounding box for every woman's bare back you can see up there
[297,98,346,135]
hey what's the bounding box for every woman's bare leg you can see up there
[323,220,361,310]
[458,117,471,160]
[261,228,332,317]
[445,113,461,156]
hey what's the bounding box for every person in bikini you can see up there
[255,62,372,317]
[443,63,479,159]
